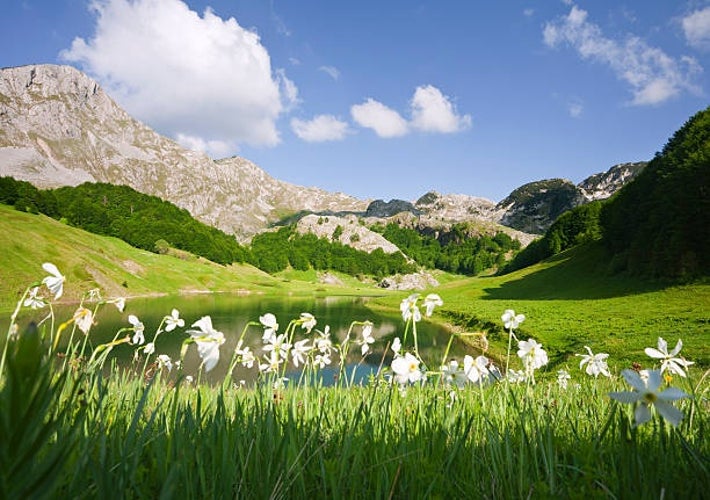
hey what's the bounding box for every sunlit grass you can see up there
[1,262,708,498]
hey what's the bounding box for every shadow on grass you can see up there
[481,243,668,301]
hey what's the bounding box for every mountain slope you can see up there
[0,64,367,240]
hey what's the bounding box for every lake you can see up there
[5,293,471,386]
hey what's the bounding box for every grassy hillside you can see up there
[0,204,364,311]
[375,242,709,371]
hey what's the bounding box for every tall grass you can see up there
[1,262,708,499]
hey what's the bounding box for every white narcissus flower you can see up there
[557,369,571,389]
[260,313,279,331]
[157,354,173,372]
[400,294,422,323]
[507,369,526,383]
[463,354,490,384]
[291,339,311,367]
[360,322,375,356]
[501,309,525,330]
[110,297,126,312]
[314,353,331,369]
[609,369,689,427]
[165,309,185,332]
[391,352,424,384]
[644,337,694,378]
[577,346,611,378]
[391,337,402,355]
[128,314,145,345]
[23,287,46,310]
[441,360,467,388]
[73,307,94,335]
[187,316,226,372]
[299,312,317,333]
[517,338,548,372]
[144,342,156,355]
[41,262,65,300]
[423,294,443,317]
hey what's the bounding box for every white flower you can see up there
[128,314,145,345]
[315,326,333,355]
[391,337,402,355]
[41,262,65,300]
[645,337,694,378]
[557,369,571,389]
[314,352,332,369]
[391,352,424,384]
[235,340,255,369]
[360,322,375,356]
[164,309,185,332]
[291,339,311,367]
[506,369,526,383]
[501,309,525,330]
[109,297,126,312]
[423,294,443,317]
[144,342,156,355]
[259,350,282,373]
[185,375,194,384]
[187,316,226,372]
[463,354,490,384]
[259,313,279,337]
[73,307,94,334]
[23,287,46,310]
[263,333,292,360]
[400,294,422,323]
[609,369,689,427]
[441,360,467,388]
[577,346,611,378]
[517,338,548,373]
[157,354,173,372]
[299,312,317,333]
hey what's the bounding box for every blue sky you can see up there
[2,1,709,202]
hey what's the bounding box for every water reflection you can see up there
[6,294,472,386]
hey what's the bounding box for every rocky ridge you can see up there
[0,64,367,240]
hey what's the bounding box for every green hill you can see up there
[376,241,709,371]
[0,204,287,311]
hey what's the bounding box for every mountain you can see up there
[0,64,367,240]
[495,163,647,234]
[0,63,644,245]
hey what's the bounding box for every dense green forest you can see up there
[0,179,250,265]
[601,106,710,279]
[373,222,520,276]
[501,201,602,273]
[251,225,416,277]
[501,106,709,280]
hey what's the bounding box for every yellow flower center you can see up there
[643,392,657,404]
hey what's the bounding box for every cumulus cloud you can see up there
[61,0,296,157]
[410,85,472,133]
[319,65,340,80]
[682,7,710,51]
[350,98,409,138]
[543,5,702,105]
[290,115,350,142]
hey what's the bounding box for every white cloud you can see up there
[175,134,235,158]
[523,8,534,18]
[319,65,340,80]
[61,0,295,155]
[351,98,409,138]
[682,7,710,51]
[290,115,350,142]
[410,85,472,133]
[543,5,702,105]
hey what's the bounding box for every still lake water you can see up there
[6,293,471,385]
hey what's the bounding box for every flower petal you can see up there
[657,387,689,402]
[609,391,640,404]
[654,400,684,427]
[621,369,646,392]
[634,404,652,426]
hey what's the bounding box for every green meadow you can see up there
[1,204,709,498]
